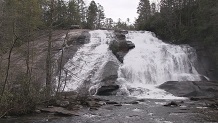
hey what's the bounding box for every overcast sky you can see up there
[85,0,159,23]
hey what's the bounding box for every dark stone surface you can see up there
[95,53,121,96]
[188,41,218,81]
[97,85,119,96]
[126,41,135,49]
[159,81,218,98]
[109,40,135,63]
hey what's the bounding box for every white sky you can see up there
[85,0,159,23]
[86,0,139,23]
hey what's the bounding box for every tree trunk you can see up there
[45,0,54,98]
[56,30,69,96]
[1,21,18,100]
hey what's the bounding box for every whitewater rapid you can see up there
[117,31,201,99]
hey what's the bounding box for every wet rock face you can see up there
[56,31,90,75]
[96,53,121,96]
[159,81,218,98]
[96,71,119,96]
[97,84,119,96]
[109,30,135,63]
[188,41,218,81]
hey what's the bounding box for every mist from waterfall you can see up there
[117,31,201,99]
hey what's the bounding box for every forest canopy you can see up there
[136,0,218,44]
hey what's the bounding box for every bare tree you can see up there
[56,30,69,96]
[1,21,18,99]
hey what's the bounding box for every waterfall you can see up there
[117,31,201,99]
[60,30,203,99]
[61,30,114,91]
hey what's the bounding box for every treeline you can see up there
[0,0,104,52]
[136,0,218,44]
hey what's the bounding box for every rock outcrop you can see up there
[159,81,218,98]
[187,41,218,81]
[96,52,121,96]
[58,30,90,72]
[109,30,135,63]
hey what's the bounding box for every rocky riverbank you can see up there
[1,95,218,123]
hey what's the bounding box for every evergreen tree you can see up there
[136,0,151,29]
[96,3,105,29]
[68,0,81,25]
[86,0,98,29]
[76,0,87,27]
[104,18,113,29]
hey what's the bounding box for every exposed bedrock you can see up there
[109,30,135,63]
[96,53,121,96]
[186,41,218,81]
[159,81,218,98]
[58,30,90,70]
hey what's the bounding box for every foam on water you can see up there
[117,31,201,99]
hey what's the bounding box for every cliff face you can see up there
[1,29,89,89]
[189,41,218,81]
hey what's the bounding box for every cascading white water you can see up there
[117,31,201,99]
[60,30,202,99]
[61,30,114,91]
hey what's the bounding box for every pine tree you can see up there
[96,3,105,29]
[136,0,151,29]
[86,0,98,29]
[68,0,81,25]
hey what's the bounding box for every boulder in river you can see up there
[159,81,218,98]
[96,52,121,96]
[97,84,119,96]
